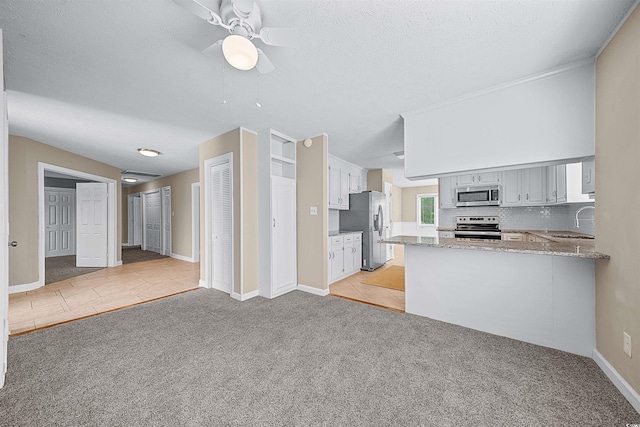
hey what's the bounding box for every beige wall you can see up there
[595,6,640,394]
[241,130,259,294]
[401,185,439,222]
[392,184,402,222]
[297,134,328,289]
[124,168,199,258]
[8,135,122,286]
[199,128,259,295]
[367,169,393,192]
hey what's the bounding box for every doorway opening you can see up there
[36,163,118,291]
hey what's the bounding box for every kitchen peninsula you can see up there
[382,235,609,357]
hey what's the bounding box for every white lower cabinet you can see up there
[328,233,363,284]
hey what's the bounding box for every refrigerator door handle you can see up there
[377,205,384,237]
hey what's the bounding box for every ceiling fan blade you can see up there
[202,39,223,57]
[258,27,299,48]
[256,49,275,74]
[231,0,255,15]
[172,0,215,21]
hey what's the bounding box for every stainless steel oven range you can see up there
[454,216,501,241]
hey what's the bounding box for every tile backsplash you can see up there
[439,202,595,236]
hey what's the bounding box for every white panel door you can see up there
[45,191,60,257]
[211,162,232,293]
[143,192,161,254]
[271,176,296,293]
[162,187,171,256]
[46,190,75,257]
[76,183,108,267]
[1,30,9,388]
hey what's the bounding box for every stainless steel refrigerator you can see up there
[339,191,387,271]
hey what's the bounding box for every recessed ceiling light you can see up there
[123,178,138,183]
[138,148,160,157]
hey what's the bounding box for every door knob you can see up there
[8,241,17,247]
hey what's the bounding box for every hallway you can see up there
[9,258,199,335]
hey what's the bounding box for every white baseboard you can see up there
[198,279,208,288]
[297,284,330,296]
[592,349,640,414]
[231,290,259,301]
[115,260,123,266]
[170,253,196,263]
[9,280,44,294]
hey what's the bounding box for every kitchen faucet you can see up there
[575,205,595,228]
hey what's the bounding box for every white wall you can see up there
[403,61,595,179]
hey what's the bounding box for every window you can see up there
[417,193,438,227]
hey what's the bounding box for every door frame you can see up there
[191,182,200,263]
[161,186,171,256]
[203,153,233,293]
[36,162,118,292]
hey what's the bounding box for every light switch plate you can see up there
[310,206,318,215]
[623,332,632,358]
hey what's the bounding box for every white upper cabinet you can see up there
[501,170,522,206]
[582,158,595,194]
[439,176,457,209]
[328,155,366,210]
[523,167,546,206]
[457,172,500,187]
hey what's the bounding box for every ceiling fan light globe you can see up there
[222,34,258,70]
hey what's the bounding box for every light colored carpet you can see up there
[1,289,637,425]
[362,265,405,291]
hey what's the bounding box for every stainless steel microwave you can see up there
[455,186,500,207]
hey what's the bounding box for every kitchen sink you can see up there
[549,234,594,240]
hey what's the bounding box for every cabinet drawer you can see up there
[354,233,362,241]
[344,235,353,243]
[502,233,524,242]
[330,236,343,245]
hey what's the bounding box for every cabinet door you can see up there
[546,166,557,204]
[328,166,340,209]
[477,171,500,185]
[501,170,522,206]
[354,235,362,270]
[271,177,297,292]
[582,158,595,194]
[523,167,546,205]
[343,235,355,274]
[457,174,475,187]
[340,170,350,209]
[330,243,344,281]
[439,177,457,209]
[348,172,360,193]
[556,165,567,203]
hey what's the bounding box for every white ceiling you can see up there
[1,0,636,186]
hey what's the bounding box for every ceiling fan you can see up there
[173,0,297,74]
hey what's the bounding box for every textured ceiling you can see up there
[0,0,636,185]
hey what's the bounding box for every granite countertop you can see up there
[381,235,609,260]
[436,227,455,232]
[329,230,364,237]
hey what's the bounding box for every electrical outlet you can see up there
[309,206,318,215]
[623,332,632,358]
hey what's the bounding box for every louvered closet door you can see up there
[143,191,162,254]
[211,162,232,293]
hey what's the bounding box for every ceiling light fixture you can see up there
[222,34,258,71]
[123,178,138,183]
[138,148,160,157]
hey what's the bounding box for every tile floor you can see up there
[330,245,405,312]
[9,258,200,335]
